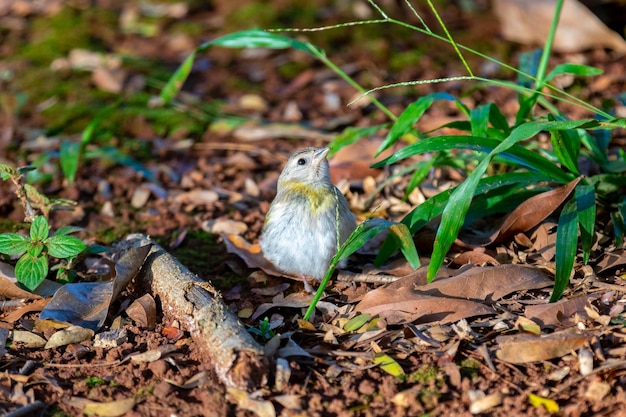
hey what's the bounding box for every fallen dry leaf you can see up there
[525,294,598,328]
[418,264,552,301]
[494,0,626,52]
[45,326,95,349]
[496,329,590,364]
[126,293,157,329]
[488,178,580,245]
[355,289,494,325]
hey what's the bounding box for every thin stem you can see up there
[427,0,473,77]
[307,44,397,121]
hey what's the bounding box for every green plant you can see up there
[248,317,276,340]
[0,164,86,290]
[159,0,625,303]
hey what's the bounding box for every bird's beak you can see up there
[313,147,330,166]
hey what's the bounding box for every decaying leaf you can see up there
[126,293,157,329]
[39,244,151,330]
[494,0,626,53]
[356,289,494,325]
[45,326,95,349]
[81,397,137,417]
[496,330,590,363]
[0,262,41,300]
[525,294,597,328]
[421,264,552,301]
[227,387,276,417]
[488,178,580,245]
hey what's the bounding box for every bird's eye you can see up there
[297,158,306,166]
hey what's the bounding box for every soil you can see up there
[2,1,626,416]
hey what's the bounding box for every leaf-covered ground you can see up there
[2,1,626,416]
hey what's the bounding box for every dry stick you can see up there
[125,235,268,391]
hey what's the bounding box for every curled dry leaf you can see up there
[488,178,580,245]
[39,244,152,331]
[45,326,95,349]
[126,293,157,329]
[0,262,41,300]
[496,329,590,364]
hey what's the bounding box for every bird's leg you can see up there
[301,274,315,294]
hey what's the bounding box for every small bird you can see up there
[260,146,357,281]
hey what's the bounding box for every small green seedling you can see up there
[248,317,275,340]
[0,215,86,290]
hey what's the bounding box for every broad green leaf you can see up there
[388,223,420,269]
[160,51,196,105]
[15,253,48,291]
[373,135,573,183]
[425,121,591,282]
[517,49,541,89]
[545,63,603,83]
[55,225,84,236]
[376,96,433,156]
[45,235,87,258]
[30,216,50,241]
[550,129,579,174]
[373,353,405,377]
[470,104,490,137]
[376,92,461,156]
[0,233,29,255]
[160,30,324,104]
[575,184,595,264]
[488,103,510,134]
[375,172,552,265]
[27,243,44,258]
[60,141,81,185]
[550,198,578,302]
[328,125,386,156]
[344,314,371,332]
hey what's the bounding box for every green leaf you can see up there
[0,163,19,179]
[373,353,405,378]
[575,184,595,264]
[425,120,592,282]
[375,172,552,265]
[15,253,48,291]
[160,50,197,105]
[388,223,420,269]
[343,314,371,332]
[545,63,603,83]
[550,198,578,302]
[0,233,29,255]
[45,235,86,258]
[376,92,460,156]
[328,125,386,156]
[376,96,432,156]
[60,140,81,185]
[470,104,490,137]
[27,243,44,258]
[160,30,325,104]
[55,226,84,236]
[373,135,573,184]
[30,216,50,241]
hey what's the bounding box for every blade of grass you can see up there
[550,198,578,302]
[575,184,595,264]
